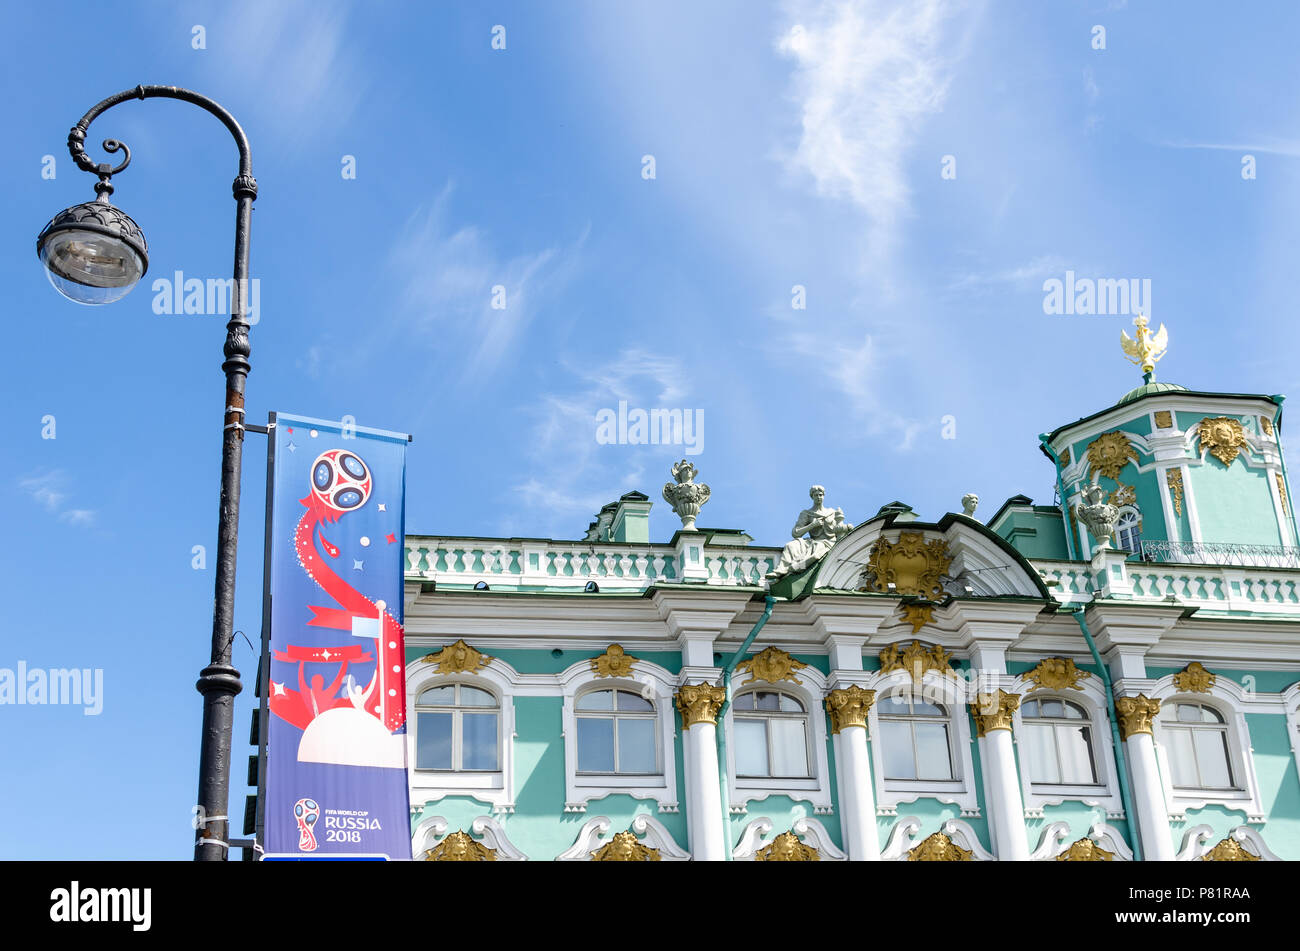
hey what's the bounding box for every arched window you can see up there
[733,690,811,778]
[415,683,500,771]
[1116,507,1141,555]
[1162,701,1236,790]
[877,692,955,781]
[575,688,657,774]
[1020,697,1099,785]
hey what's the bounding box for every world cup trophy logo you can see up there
[294,798,321,851]
[309,449,372,516]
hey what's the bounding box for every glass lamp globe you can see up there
[36,199,149,305]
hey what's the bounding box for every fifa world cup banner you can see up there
[263,412,412,859]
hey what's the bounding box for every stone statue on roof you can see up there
[766,485,854,580]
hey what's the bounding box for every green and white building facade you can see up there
[401,354,1300,862]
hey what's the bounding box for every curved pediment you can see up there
[811,513,1050,599]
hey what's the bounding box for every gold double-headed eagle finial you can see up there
[1120,314,1169,378]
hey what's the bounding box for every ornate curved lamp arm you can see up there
[64,85,258,862]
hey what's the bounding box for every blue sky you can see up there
[4,0,1299,858]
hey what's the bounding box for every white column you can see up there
[981,728,1029,860]
[1117,695,1174,861]
[833,727,880,860]
[827,685,880,860]
[676,684,726,861]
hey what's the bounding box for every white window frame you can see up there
[412,682,502,772]
[559,660,679,814]
[866,667,980,817]
[1284,680,1300,790]
[723,666,833,815]
[1010,673,1124,819]
[1115,506,1142,555]
[732,688,815,781]
[1146,674,1266,822]
[405,658,518,815]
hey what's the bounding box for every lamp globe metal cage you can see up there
[36,196,148,305]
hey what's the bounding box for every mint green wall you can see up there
[993,509,1072,560]
[1186,457,1283,546]
[875,800,990,854]
[1031,804,1132,855]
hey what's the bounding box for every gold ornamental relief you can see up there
[592,831,661,861]
[860,532,952,599]
[1107,483,1137,507]
[1172,661,1216,693]
[1201,838,1259,862]
[879,640,956,683]
[421,638,493,674]
[970,689,1020,737]
[908,832,972,862]
[755,831,819,861]
[736,646,808,685]
[1086,431,1139,482]
[1278,474,1289,517]
[423,831,496,861]
[675,682,726,730]
[1154,410,1174,429]
[1025,657,1091,691]
[1059,448,1071,467]
[825,685,876,734]
[1261,417,1275,436]
[1197,417,1248,466]
[1056,838,1114,861]
[1115,694,1161,739]
[591,644,639,678]
[1167,470,1184,517]
[900,603,933,635]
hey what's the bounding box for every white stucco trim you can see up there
[721,666,833,815]
[865,667,980,818]
[1142,673,1267,823]
[1175,823,1282,861]
[730,816,846,860]
[1009,674,1124,819]
[405,657,521,814]
[879,816,995,860]
[554,814,690,861]
[1030,820,1133,860]
[411,814,528,860]
[557,658,680,814]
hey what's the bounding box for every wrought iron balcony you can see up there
[1138,540,1300,569]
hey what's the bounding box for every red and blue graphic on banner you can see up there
[264,413,411,859]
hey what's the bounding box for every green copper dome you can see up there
[1117,380,1188,405]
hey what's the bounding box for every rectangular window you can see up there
[735,719,769,776]
[1058,725,1097,785]
[616,718,657,773]
[576,717,615,773]
[1024,722,1060,784]
[1167,730,1199,787]
[461,712,499,770]
[1192,730,1233,788]
[768,719,809,777]
[416,712,453,770]
[880,720,917,780]
[913,722,953,780]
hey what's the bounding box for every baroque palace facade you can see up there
[401,321,1300,861]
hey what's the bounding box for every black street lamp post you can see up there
[36,85,257,861]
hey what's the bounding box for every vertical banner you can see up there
[263,412,412,859]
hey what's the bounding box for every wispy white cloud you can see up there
[514,350,692,533]
[200,1,364,145]
[20,471,95,527]
[387,184,584,381]
[775,0,968,251]
[1160,139,1300,158]
[946,254,1069,294]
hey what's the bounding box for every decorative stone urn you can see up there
[662,460,710,531]
[1075,482,1119,550]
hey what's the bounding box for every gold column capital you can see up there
[1115,694,1161,739]
[825,685,876,734]
[675,682,726,730]
[970,689,1020,737]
